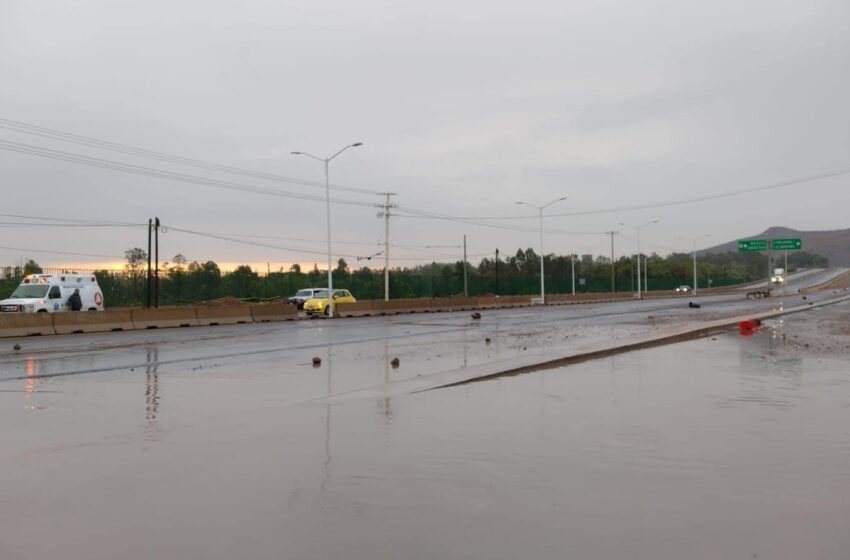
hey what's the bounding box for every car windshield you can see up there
[312,290,329,298]
[9,285,49,299]
[295,289,314,297]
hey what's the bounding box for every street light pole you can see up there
[538,207,544,301]
[678,234,711,296]
[517,197,567,304]
[291,142,363,317]
[571,253,575,295]
[620,220,659,300]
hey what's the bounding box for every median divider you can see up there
[53,310,135,334]
[131,307,200,329]
[335,301,375,318]
[431,296,477,312]
[497,295,531,308]
[250,302,298,322]
[476,296,500,309]
[0,313,56,337]
[196,304,253,326]
[372,298,432,315]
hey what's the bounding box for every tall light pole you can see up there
[517,197,567,304]
[291,142,363,317]
[571,253,576,295]
[678,234,711,296]
[620,220,659,300]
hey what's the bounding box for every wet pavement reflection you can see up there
[2,307,850,559]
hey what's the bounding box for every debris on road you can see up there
[739,318,763,336]
[689,302,701,308]
[312,356,322,367]
[391,357,400,368]
[471,312,481,320]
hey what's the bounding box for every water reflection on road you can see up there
[3,324,850,560]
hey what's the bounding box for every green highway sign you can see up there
[738,239,768,252]
[770,238,802,251]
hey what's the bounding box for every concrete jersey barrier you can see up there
[53,310,135,334]
[335,301,375,318]
[371,298,432,315]
[196,305,253,326]
[0,313,56,338]
[250,303,298,322]
[131,307,200,329]
[431,297,477,311]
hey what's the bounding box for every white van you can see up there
[0,274,105,313]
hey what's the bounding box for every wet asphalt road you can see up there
[1,269,848,560]
[0,267,845,394]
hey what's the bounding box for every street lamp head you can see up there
[290,151,301,155]
[351,142,363,147]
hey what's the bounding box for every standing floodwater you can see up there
[2,305,850,559]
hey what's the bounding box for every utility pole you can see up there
[376,192,397,301]
[496,248,499,295]
[606,231,619,293]
[693,248,697,295]
[463,235,468,297]
[679,234,710,296]
[620,220,659,300]
[146,219,152,308]
[154,217,160,308]
[571,254,576,295]
[644,254,648,294]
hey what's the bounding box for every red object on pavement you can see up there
[739,318,763,336]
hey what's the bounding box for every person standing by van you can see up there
[68,289,82,311]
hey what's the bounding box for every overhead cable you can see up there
[0,140,378,208]
[0,117,380,195]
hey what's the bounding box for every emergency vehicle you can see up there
[0,274,105,313]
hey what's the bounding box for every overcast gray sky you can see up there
[1,0,848,270]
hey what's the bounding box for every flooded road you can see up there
[2,301,850,559]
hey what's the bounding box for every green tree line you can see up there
[0,249,829,307]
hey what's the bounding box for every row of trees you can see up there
[0,248,829,307]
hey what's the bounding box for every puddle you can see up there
[2,311,850,559]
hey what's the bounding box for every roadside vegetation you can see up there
[0,249,829,307]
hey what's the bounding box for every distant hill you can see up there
[705,226,850,266]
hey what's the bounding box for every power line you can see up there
[0,222,146,228]
[161,224,469,262]
[0,117,381,195]
[0,140,379,208]
[0,212,143,226]
[4,119,848,228]
[0,244,124,260]
[393,207,608,235]
[399,167,850,221]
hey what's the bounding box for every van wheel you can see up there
[88,308,97,311]
[37,309,48,313]
[324,306,330,316]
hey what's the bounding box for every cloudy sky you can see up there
[1,0,848,271]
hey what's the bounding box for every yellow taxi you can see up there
[303,289,356,316]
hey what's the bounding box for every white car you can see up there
[675,285,691,293]
[287,287,325,309]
